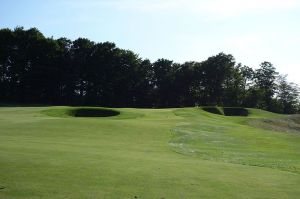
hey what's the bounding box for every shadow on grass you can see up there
[70,108,120,117]
[202,107,249,116]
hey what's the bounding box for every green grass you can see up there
[0,106,300,199]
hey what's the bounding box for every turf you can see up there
[0,106,300,199]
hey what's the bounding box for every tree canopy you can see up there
[0,27,299,113]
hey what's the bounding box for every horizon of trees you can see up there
[0,27,299,114]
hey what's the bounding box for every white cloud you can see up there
[64,0,300,84]
[199,0,298,17]
[105,0,299,20]
[222,31,300,84]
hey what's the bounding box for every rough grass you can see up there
[0,106,300,199]
[249,114,300,133]
[171,108,300,174]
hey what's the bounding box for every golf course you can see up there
[0,106,300,199]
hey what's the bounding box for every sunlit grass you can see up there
[0,106,299,199]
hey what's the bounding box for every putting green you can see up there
[0,106,299,199]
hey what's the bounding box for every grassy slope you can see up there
[0,107,299,199]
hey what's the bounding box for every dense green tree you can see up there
[243,86,265,108]
[129,59,154,107]
[0,27,299,113]
[199,53,236,105]
[254,62,278,110]
[55,37,73,104]
[276,75,299,114]
[223,63,245,106]
[152,59,178,107]
[70,38,95,104]
[0,28,14,102]
[175,62,198,106]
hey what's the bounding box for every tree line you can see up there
[0,27,299,113]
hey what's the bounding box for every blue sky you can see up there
[1,0,300,84]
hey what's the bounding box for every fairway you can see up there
[0,107,300,199]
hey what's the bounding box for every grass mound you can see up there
[202,107,248,116]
